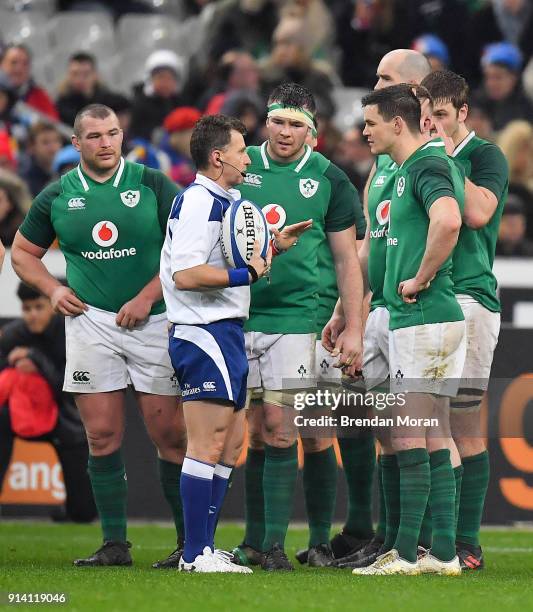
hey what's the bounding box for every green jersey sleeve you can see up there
[411,158,456,214]
[324,163,359,233]
[142,167,182,233]
[18,181,61,248]
[468,143,508,201]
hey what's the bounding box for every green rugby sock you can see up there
[262,443,298,550]
[456,451,489,547]
[428,449,456,562]
[381,454,400,551]
[375,455,386,542]
[303,446,338,547]
[418,504,432,549]
[393,448,430,563]
[454,464,464,531]
[243,448,265,551]
[158,458,184,543]
[338,436,375,538]
[88,450,128,543]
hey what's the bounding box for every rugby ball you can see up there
[221,199,269,268]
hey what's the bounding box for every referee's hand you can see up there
[51,285,87,316]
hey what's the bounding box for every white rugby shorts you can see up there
[64,306,179,395]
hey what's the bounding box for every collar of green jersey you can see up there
[259,141,312,173]
[76,157,125,192]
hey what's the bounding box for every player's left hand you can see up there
[398,277,431,303]
[14,357,38,374]
[330,328,363,377]
[116,295,153,329]
[433,120,455,156]
[7,346,29,366]
[271,219,313,253]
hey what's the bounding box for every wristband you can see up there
[246,264,259,283]
[228,267,250,287]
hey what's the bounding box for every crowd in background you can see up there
[1,0,533,256]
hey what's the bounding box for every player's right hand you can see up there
[51,285,87,316]
[248,240,272,280]
[321,313,346,353]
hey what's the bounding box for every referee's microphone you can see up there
[219,158,247,178]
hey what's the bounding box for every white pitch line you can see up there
[484,547,533,553]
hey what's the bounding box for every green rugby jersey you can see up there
[238,142,357,334]
[451,132,509,312]
[19,159,180,314]
[384,141,465,331]
[367,154,398,310]
[315,191,366,336]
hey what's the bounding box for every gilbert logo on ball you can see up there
[92,221,119,247]
[221,199,269,268]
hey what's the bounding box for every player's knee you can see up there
[86,428,120,454]
[454,437,486,458]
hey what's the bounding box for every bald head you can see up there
[375,49,432,90]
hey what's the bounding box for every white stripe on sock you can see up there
[182,457,215,480]
[214,463,233,479]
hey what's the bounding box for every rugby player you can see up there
[422,69,508,570]
[11,104,186,568]
[234,83,364,570]
[351,84,465,575]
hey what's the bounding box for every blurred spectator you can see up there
[471,42,533,131]
[497,120,533,193]
[469,0,533,61]
[56,53,123,127]
[333,0,399,88]
[261,17,336,117]
[129,50,187,141]
[161,107,201,186]
[206,0,278,60]
[126,138,171,174]
[19,123,62,197]
[496,193,533,256]
[0,44,58,121]
[0,131,17,172]
[220,89,265,145]
[203,51,261,114]
[412,34,450,72]
[0,237,4,273]
[52,145,80,177]
[0,72,17,133]
[0,168,32,246]
[0,282,96,523]
[465,99,495,141]
[279,0,335,60]
[332,123,373,193]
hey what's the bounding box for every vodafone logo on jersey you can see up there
[376,200,390,226]
[92,221,118,247]
[262,204,287,230]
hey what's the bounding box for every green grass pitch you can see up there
[1,522,532,612]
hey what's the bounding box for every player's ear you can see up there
[458,104,468,124]
[71,134,80,151]
[393,116,402,134]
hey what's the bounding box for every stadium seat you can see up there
[117,14,183,55]
[136,0,186,20]
[332,87,369,133]
[0,9,51,56]
[48,11,115,62]
[4,0,57,15]
[111,50,152,96]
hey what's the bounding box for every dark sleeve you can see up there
[142,167,182,233]
[0,321,26,371]
[469,143,509,202]
[18,181,61,248]
[27,348,64,395]
[411,157,456,214]
[324,163,359,233]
